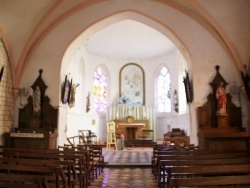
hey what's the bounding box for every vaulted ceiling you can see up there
[0,0,249,85]
[83,19,175,59]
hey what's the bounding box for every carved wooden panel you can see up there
[198,106,209,128]
[18,70,58,131]
[197,66,242,128]
[11,69,58,149]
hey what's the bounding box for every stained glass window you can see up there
[93,66,107,112]
[157,66,171,112]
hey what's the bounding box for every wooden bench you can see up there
[162,164,250,188]
[152,149,221,174]
[0,174,45,188]
[3,148,91,188]
[0,163,67,188]
[154,152,250,177]
[170,174,250,187]
[158,158,250,188]
[0,157,77,188]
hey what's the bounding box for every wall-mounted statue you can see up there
[215,82,227,115]
[33,86,41,113]
[198,65,242,129]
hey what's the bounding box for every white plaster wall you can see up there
[62,44,188,144]
[12,0,249,146]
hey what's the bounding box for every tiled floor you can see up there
[88,147,158,187]
[89,167,157,188]
[103,147,152,165]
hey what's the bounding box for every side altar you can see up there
[197,66,250,151]
[6,70,58,149]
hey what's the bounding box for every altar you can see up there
[6,131,58,149]
[107,105,156,140]
[6,70,58,149]
[114,119,149,139]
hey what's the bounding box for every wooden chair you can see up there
[78,130,97,144]
[67,135,83,147]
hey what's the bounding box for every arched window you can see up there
[157,66,171,113]
[93,66,108,112]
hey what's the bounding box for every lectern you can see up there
[106,121,117,150]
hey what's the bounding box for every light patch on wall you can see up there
[92,119,96,125]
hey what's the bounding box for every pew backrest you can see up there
[170,174,250,187]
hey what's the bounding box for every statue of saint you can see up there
[33,86,41,113]
[216,82,227,115]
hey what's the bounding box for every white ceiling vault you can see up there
[83,19,176,59]
[0,0,249,84]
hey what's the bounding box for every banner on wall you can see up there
[183,71,193,103]
[241,64,250,101]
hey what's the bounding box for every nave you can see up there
[89,147,158,188]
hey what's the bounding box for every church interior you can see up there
[0,0,250,187]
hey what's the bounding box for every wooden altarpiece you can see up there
[197,65,250,151]
[6,69,58,149]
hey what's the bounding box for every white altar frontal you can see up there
[107,106,156,140]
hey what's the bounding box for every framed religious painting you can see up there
[61,75,71,104]
[119,63,145,105]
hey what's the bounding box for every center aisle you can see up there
[103,147,152,166]
[89,147,158,187]
[89,167,157,188]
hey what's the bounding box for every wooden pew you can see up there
[154,152,250,177]
[162,164,250,188]
[0,163,67,188]
[57,145,104,186]
[152,148,220,174]
[86,144,104,177]
[0,157,77,188]
[3,148,90,188]
[0,174,45,188]
[158,158,250,188]
[170,174,250,187]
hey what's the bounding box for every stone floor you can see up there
[88,147,158,188]
[103,147,152,166]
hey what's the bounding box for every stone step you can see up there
[123,139,156,147]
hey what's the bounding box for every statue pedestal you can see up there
[217,115,228,128]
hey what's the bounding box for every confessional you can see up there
[6,69,58,149]
[197,66,250,151]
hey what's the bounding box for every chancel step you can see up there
[124,139,156,147]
